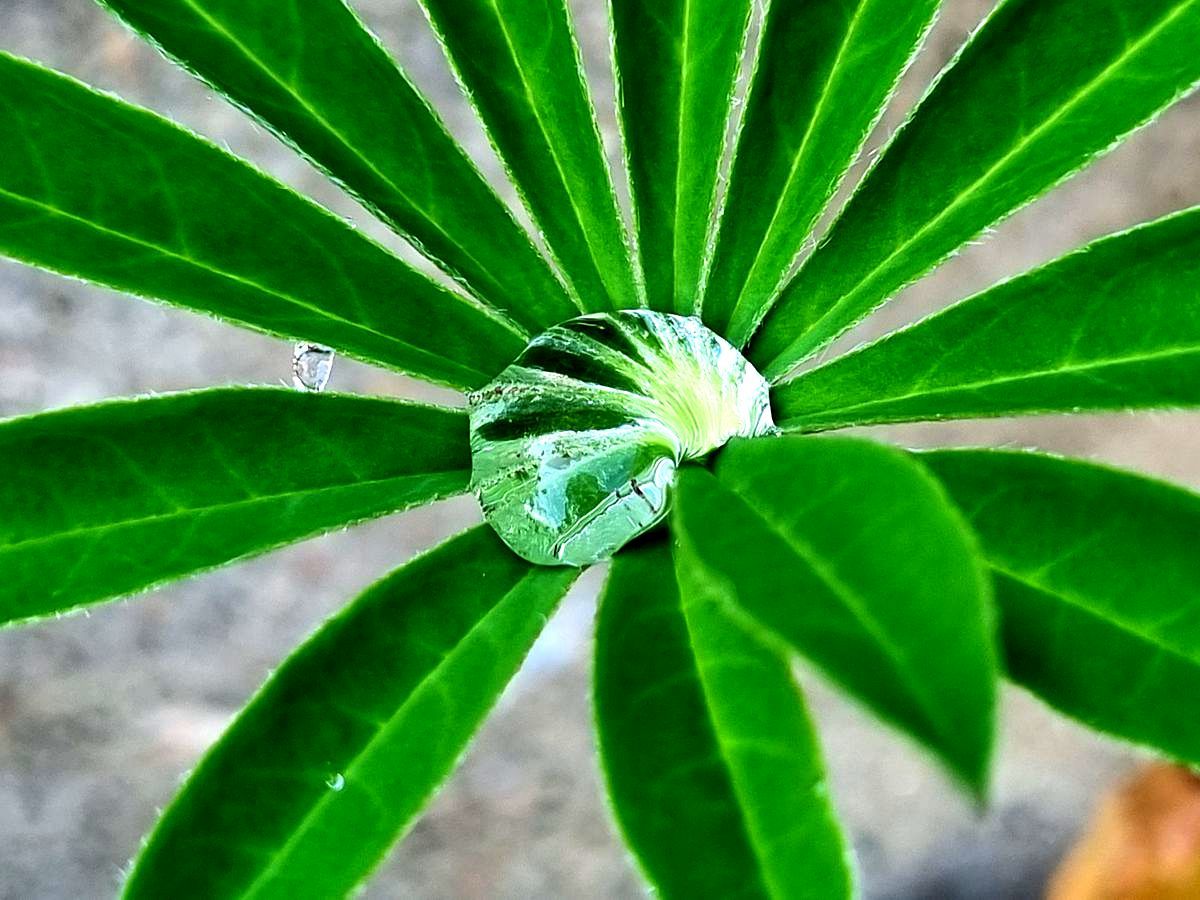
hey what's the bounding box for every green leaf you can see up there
[0,53,523,389]
[611,0,752,315]
[0,388,469,624]
[595,537,852,900]
[124,526,578,898]
[701,0,939,344]
[774,207,1200,431]
[95,0,577,334]
[673,437,998,792]
[750,0,1200,379]
[418,0,638,313]
[922,449,1200,765]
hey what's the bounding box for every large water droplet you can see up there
[469,311,773,566]
[326,772,345,792]
[292,342,335,392]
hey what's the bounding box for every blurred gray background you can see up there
[1,0,1198,897]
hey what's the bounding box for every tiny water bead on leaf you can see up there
[468,310,774,566]
[292,342,335,392]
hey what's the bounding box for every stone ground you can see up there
[1,0,1199,897]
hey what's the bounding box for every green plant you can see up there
[3,0,1200,895]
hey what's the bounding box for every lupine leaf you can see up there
[595,537,852,900]
[0,54,523,389]
[673,437,997,792]
[611,0,752,315]
[751,0,1200,379]
[923,449,1200,765]
[94,0,577,334]
[0,388,469,624]
[123,527,578,899]
[418,0,638,312]
[775,207,1200,431]
[702,0,938,344]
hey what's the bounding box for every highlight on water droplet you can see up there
[468,310,774,567]
[292,342,335,392]
[326,772,345,792]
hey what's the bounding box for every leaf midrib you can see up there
[783,341,1200,427]
[727,0,870,334]
[0,471,467,554]
[676,580,780,900]
[719,479,954,755]
[990,561,1200,667]
[670,0,694,314]
[237,565,553,898]
[775,0,1199,369]
[478,0,615,305]
[174,0,506,295]
[0,185,491,381]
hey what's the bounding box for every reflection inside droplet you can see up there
[326,772,345,792]
[468,311,774,567]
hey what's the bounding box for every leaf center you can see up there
[468,310,774,566]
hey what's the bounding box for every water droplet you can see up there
[292,342,335,392]
[326,772,345,792]
[469,311,774,566]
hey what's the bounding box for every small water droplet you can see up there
[326,772,345,792]
[292,342,335,392]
